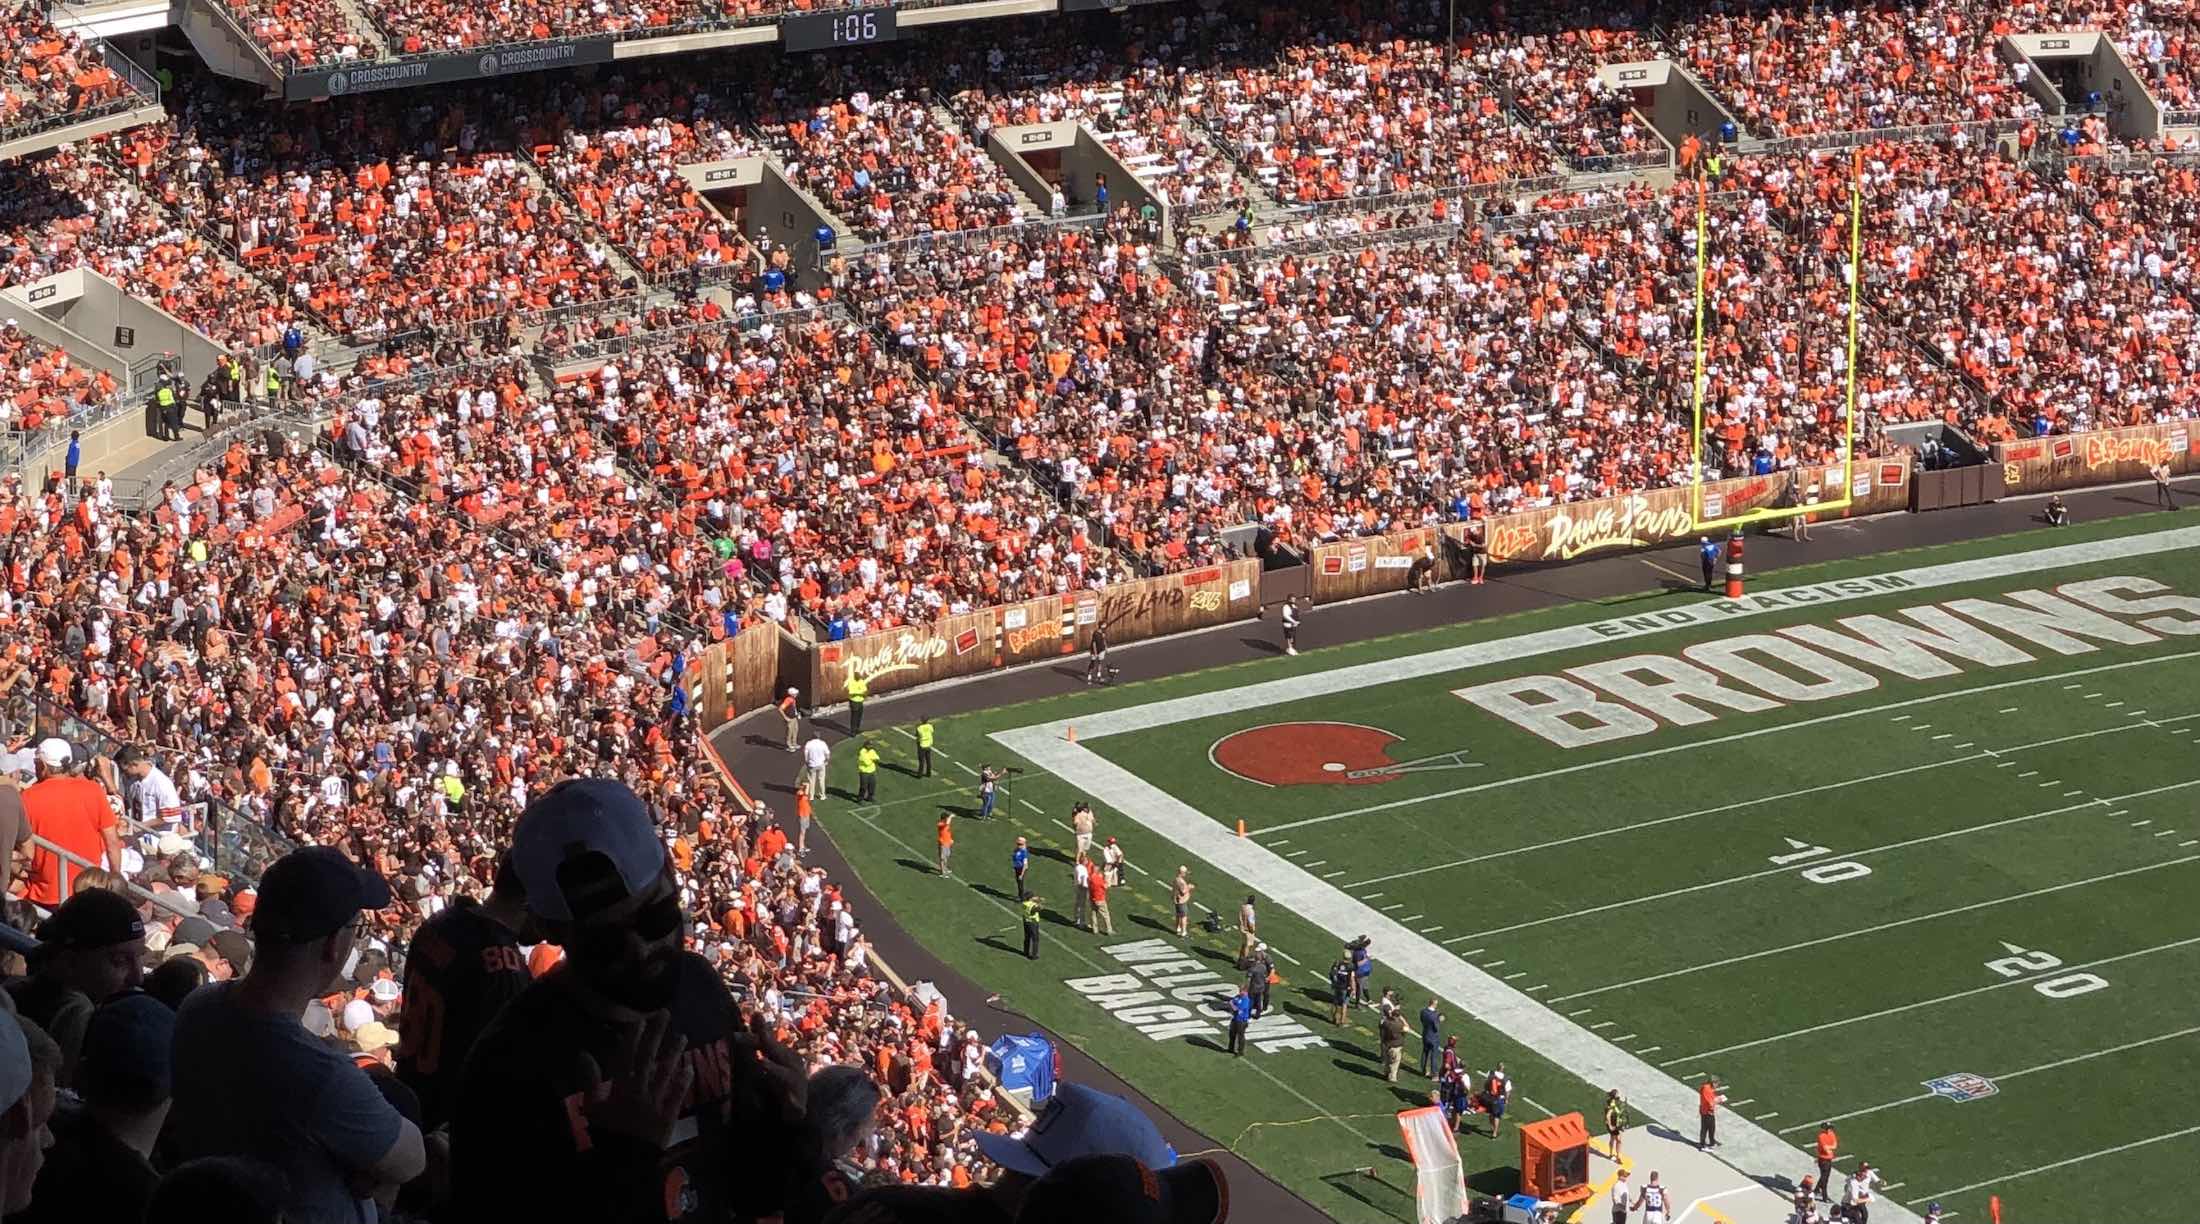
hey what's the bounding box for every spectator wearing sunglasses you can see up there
[452,779,809,1224]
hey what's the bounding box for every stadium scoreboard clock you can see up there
[782,6,898,51]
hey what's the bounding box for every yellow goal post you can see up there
[1688,149,1865,531]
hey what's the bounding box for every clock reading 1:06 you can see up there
[782,6,898,51]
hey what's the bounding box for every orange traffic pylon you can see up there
[1236,819,1247,838]
[1065,725,1077,744]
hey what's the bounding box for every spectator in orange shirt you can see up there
[19,740,120,908]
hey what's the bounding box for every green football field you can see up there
[821,514,2200,1224]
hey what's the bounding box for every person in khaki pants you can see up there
[1379,1004,1407,1082]
[779,688,801,751]
[1088,864,1113,936]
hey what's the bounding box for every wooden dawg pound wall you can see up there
[1307,459,1916,603]
[798,558,1263,705]
[694,454,1978,732]
[1995,420,2200,496]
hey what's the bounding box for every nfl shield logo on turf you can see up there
[1923,1073,1998,1103]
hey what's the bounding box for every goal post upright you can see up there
[1689,148,1867,532]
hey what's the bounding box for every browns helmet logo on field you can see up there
[1208,722,1482,787]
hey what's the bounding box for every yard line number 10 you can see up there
[1767,838,1873,884]
[1768,839,2111,1000]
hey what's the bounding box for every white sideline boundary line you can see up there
[1034,524,2200,748]
[1549,854,2200,1003]
[1661,933,2200,1067]
[1259,649,2200,838]
[1906,1124,2200,1205]
[1777,1023,2200,1133]
[1450,780,2200,942]
[990,525,2200,1224]
[1342,716,2198,890]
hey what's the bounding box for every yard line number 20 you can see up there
[1983,941,2111,999]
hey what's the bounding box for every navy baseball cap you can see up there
[1015,1154,1227,1224]
[251,846,391,944]
[977,1083,1176,1177]
[78,990,174,1108]
[510,779,668,922]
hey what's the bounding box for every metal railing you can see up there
[1262,174,1570,228]
[29,831,200,922]
[1,386,142,484]
[2034,148,2200,174]
[1762,118,2028,155]
[853,212,1110,270]
[28,692,297,886]
[1566,147,1674,174]
[0,38,162,152]
[1180,220,1463,270]
[1484,199,1634,235]
[2166,108,2200,128]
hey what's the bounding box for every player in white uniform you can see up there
[1632,1171,1671,1224]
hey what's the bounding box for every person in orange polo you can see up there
[935,813,953,878]
[1698,1077,1722,1149]
[1814,1122,1838,1201]
[794,790,813,858]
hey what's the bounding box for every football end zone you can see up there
[993,524,2200,1223]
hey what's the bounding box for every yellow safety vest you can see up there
[917,722,934,749]
[845,675,869,703]
[856,748,879,775]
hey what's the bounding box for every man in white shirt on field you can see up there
[1844,1161,1879,1223]
[800,734,830,801]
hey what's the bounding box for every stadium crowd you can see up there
[0,411,1015,1217]
[0,4,135,137]
[11,1,2200,1221]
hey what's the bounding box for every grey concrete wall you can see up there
[2,267,227,389]
[683,156,847,276]
[1602,61,1743,149]
[2012,33,2160,141]
[991,121,1169,235]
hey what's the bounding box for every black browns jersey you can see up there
[452,951,790,1224]
[396,897,529,1130]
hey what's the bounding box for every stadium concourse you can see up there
[0,0,2198,1220]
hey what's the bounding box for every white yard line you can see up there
[1661,934,2200,1068]
[1452,781,2200,942]
[1776,1024,2200,1134]
[1906,1125,2200,1205]
[1547,855,2200,1003]
[1032,524,2200,747]
[1267,661,2200,839]
[987,532,2200,1224]
[1338,719,2190,890]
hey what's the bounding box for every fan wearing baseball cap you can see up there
[6,886,144,1087]
[168,846,427,1223]
[452,779,810,1224]
[19,739,120,908]
[1016,1154,1227,1224]
[12,990,175,1224]
[821,1083,1193,1224]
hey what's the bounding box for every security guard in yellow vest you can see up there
[855,739,880,803]
[915,716,935,777]
[844,673,869,734]
[152,380,178,441]
[264,364,283,405]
